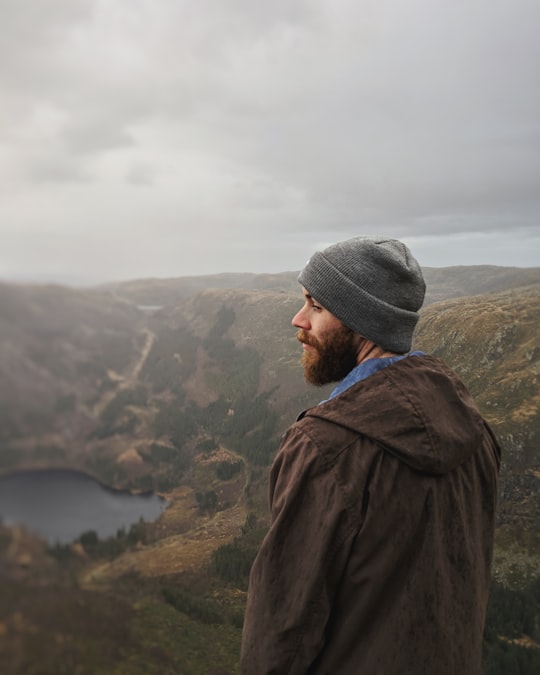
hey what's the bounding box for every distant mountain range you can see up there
[99,265,540,307]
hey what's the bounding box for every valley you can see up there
[0,265,539,674]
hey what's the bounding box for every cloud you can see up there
[0,0,539,283]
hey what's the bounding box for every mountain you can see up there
[100,265,540,307]
[414,284,540,529]
[98,271,301,306]
[0,267,539,674]
[421,265,540,304]
[0,282,144,451]
[0,269,538,524]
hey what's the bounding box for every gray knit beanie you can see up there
[298,236,426,353]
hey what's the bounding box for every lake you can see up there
[0,467,168,544]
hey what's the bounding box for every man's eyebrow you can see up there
[302,289,320,304]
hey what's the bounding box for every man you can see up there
[241,236,501,674]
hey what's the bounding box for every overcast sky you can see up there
[1,0,539,285]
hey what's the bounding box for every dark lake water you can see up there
[0,468,168,544]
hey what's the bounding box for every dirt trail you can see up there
[92,328,155,417]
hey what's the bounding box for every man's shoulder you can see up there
[291,405,354,443]
[273,410,387,512]
[280,406,379,470]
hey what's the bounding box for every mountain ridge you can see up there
[98,265,540,307]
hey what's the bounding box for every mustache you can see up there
[296,330,319,348]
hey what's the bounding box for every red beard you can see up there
[297,324,360,386]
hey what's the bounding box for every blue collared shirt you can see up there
[323,351,426,402]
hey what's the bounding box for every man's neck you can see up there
[356,340,399,365]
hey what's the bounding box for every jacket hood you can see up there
[302,354,486,475]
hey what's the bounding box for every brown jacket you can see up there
[241,354,501,674]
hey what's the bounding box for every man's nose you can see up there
[292,306,310,330]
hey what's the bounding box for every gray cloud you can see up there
[0,0,539,283]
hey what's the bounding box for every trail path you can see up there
[92,328,155,417]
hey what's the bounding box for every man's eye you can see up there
[312,304,322,312]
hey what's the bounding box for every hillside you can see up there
[2,267,538,477]
[101,265,540,308]
[414,285,540,529]
[0,271,538,530]
[422,265,540,304]
[0,282,144,449]
[0,268,539,674]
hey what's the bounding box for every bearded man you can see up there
[241,236,501,675]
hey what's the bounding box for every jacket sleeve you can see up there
[240,424,359,674]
